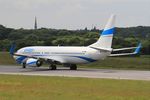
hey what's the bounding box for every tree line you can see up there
[0,25,149,55]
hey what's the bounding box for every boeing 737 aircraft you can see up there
[10,15,141,70]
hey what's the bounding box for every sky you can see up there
[0,0,149,30]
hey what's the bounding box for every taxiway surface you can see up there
[0,65,150,80]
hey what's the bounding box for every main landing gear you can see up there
[70,64,77,70]
[22,63,26,69]
[22,63,77,70]
[49,64,77,70]
[49,64,57,70]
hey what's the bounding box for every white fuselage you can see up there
[14,46,111,64]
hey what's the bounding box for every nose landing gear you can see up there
[22,62,26,68]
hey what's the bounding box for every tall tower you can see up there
[34,17,37,29]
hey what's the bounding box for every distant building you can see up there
[34,17,37,29]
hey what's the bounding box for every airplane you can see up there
[9,15,141,70]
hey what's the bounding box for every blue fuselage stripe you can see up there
[72,56,96,62]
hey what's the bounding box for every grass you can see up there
[0,52,16,65]
[80,55,150,70]
[0,74,150,100]
[0,52,150,70]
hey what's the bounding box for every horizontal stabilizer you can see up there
[90,47,112,51]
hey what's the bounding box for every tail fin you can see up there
[89,14,116,50]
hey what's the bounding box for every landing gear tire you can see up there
[22,63,26,69]
[70,64,77,70]
[49,64,57,70]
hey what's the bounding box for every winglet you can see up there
[134,43,141,54]
[9,42,16,55]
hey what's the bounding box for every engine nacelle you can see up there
[26,58,43,67]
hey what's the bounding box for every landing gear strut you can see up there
[22,63,26,68]
[70,64,77,70]
[49,64,57,70]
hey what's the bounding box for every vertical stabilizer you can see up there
[90,15,116,49]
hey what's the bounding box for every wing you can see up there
[13,53,65,64]
[112,47,137,52]
[109,43,141,57]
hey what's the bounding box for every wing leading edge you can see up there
[109,43,141,57]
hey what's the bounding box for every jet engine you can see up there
[26,58,43,67]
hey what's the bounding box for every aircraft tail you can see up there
[89,14,116,50]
